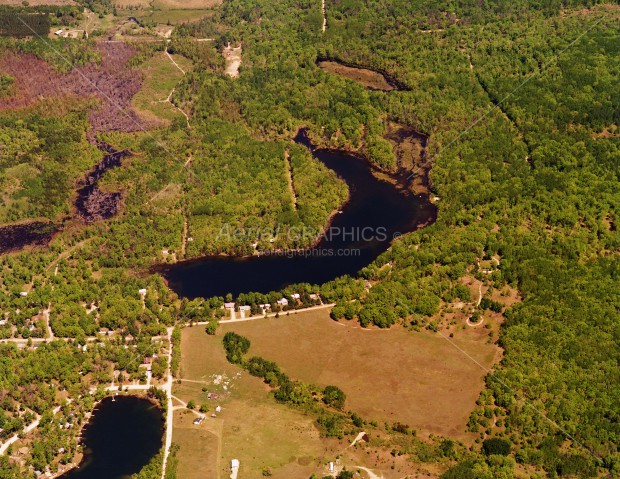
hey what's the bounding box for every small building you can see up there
[291,293,300,300]
[54,29,63,36]
[239,305,251,312]
[19,291,28,297]
[309,294,319,300]
[231,459,240,469]
[223,302,235,310]
[0,319,7,326]
[277,298,288,306]
[138,288,147,295]
[215,405,222,413]
[259,303,271,311]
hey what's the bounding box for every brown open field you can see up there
[176,310,499,478]
[0,0,75,5]
[219,308,499,439]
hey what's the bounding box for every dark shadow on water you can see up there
[60,396,164,479]
[160,129,436,299]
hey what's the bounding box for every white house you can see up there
[291,293,300,300]
[54,29,63,36]
[223,302,235,310]
[277,298,288,306]
[19,291,28,297]
[138,288,147,295]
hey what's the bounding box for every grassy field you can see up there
[219,308,499,439]
[172,409,220,479]
[116,6,216,25]
[175,308,500,478]
[132,50,192,126]
[174,327,336,479]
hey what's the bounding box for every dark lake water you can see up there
[60,396,164,479]
[161,130,436,299]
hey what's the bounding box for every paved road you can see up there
[160,327,174,479]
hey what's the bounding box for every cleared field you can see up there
[174,327,335,479]
[219,308,499,439]
[172,409,220,479]
[0,0,75,4]
[132,50,192,126]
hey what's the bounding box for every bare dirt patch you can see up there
[223,43,241,78]
[219,308,498,440]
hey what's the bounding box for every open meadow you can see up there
[219,308,499,439]
[173,327,338,479]
[132,50,192,126]
[173,307,501,478]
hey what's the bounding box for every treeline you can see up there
[222,331,350,435]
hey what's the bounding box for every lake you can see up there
[160,130,436,299]
[60,396,164,479]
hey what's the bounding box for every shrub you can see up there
[482,437,511,456]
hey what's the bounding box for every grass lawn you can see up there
[172,409,220,479]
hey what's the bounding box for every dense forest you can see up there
[0,0,618,477]
[173,0,619,476]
